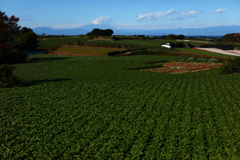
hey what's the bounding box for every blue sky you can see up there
[1,0,240,30]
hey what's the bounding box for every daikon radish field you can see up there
[1,54,240,159]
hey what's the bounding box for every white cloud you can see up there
[137,9,176,21]
[214,8,227,13]
[91,16,112,25]
[181,10,203,16]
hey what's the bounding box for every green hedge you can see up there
[219,57,240,74]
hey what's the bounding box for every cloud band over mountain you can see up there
[137,9,176,21]
[91,16,112,25]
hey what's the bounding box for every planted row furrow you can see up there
[80,83,156,158]
[138,78,183,159]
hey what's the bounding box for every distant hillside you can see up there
[219,33,240,42]
[32,25,240,36]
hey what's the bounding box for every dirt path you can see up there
[197,48,240,56]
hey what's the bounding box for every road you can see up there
[197,48,240,56]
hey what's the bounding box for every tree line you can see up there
[219,33,240,42]
[0,11,38,64]
[0,11,38,88]
[87,28,114,39]
[162,34,185,40]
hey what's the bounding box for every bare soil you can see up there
[143,62,223,74]
[49,45,125,57]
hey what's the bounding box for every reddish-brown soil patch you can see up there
[49,45,126,57]
[144,62,223,74]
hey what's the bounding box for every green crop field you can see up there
[38,37,86,48]
[53,46,127,56]
[1,54,240,159]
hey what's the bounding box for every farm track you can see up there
[196,48,240,56]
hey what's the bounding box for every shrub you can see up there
[0,52,27,64]
[219,58,240,75]
[219,63,235,74]
[171,42,185,48]
[185,43,193,48]
[0,64,19,88]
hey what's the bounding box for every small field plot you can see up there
[38,37,86,48]
[51,45,127,56]
[142,62,223,74]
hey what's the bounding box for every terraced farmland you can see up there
[1,54,240,159]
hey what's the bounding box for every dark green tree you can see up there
[176,34,185,40]
[8,27,38,52]
[87,28,114,37]
[0,11,20,54]
[163,34,185,40]
[167,34,177,40]
[0,11,38,64]
[87,32,94,39]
